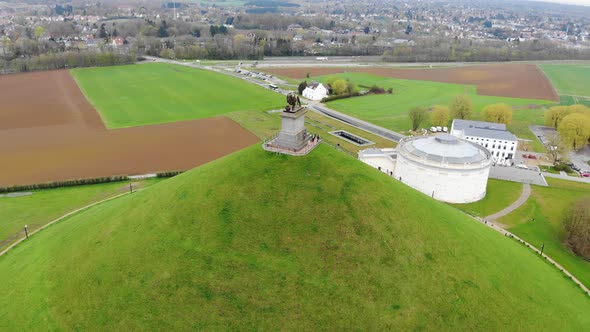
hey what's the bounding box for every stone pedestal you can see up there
[273,107,310,150]
[263,106,319,156]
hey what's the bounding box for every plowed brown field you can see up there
[265,64,559,101]
[0,71,258,186]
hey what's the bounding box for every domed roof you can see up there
[399,134,491,165]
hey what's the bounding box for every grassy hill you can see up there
[0,145,589,330]
[71,63,284,128]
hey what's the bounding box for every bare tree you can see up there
[545,133,570,165]
[563,197,590,260]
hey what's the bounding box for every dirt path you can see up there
[485,184,531,221]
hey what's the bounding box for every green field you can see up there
[498,178,590,288]
[452,179,522,218]
[540,64,590,97]
[318,73,553,144]
[71,63,283,128]
[1,145,589,329]
[0,179,161,251]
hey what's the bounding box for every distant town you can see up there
[1,0,590,73]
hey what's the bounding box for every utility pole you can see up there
[541,243,545,256]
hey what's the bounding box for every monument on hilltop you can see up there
[263,92,320,156]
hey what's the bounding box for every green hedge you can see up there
[0,176,129,194]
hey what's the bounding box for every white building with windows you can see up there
[451,119,518,165]
[302,82,329,101]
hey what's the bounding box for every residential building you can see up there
[302,82,329,101]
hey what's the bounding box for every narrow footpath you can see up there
[485,184,531,221]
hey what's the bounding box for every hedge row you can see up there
[156,171,184,178]
[0,176,128,194]
[322,92,361,102]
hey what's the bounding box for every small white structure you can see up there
[358,148,397,175]
[394,134,492,203]
[302,82,329,101]
[451,119,517,164]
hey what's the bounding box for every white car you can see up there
[516,164,528,170]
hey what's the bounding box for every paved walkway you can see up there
[485,184,531,221]
[0,191,132,258]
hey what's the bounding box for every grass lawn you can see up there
[71,63,284,128]
[498,178,590,288]
[451,179,522,218]
[540,64,590,97]
[317,73,553,150]
[0,178,162,252]
[0,145,589,329]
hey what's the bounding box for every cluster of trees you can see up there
[563,196,590,260]
[544,105,590,151]
[408,96,514,131]
[325,77,359,96]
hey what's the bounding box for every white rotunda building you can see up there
[394,134,492,203]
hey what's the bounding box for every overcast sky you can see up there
[531,0,590,6]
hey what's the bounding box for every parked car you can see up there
[581,172,590,178]
[516,164,528,170]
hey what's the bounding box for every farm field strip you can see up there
[72,63,284,129]
[264,63,559,101]
[0,69,259,187]
[540,64,590,97]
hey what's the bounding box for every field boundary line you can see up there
[469,212,590,296]
[0,191,134,258]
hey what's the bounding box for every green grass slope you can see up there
[0,146,589,330]
[540,64,590,97]
[0,179,160,251]
[499,178,590,288]
[71,63,284,128]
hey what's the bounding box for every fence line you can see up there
[0,191,133,258]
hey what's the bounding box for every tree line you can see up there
[383,38,590,63]
[408,95,514,131]
[0,50,135,74]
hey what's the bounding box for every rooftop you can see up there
[464,127,518,141]
[452,119,506,131]
[399,134,491,166]
[452,119,517,141]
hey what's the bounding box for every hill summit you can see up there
[0,145,588,330]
